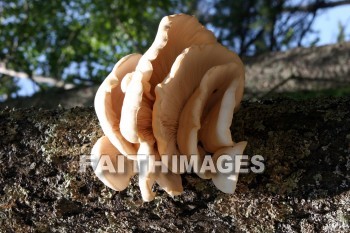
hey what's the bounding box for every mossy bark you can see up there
[0,97,349,232]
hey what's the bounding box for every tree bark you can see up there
[0,97,349,232]
[244,42,350,98]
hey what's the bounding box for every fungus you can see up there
[93,53,183,201]
[119,14,216,198]
[91,136,183,201]
[94,53,141,159]
[91,13,246,201]
[153,44,244,173]
[91,136,135,191]
[120,13,216,149]
[211,142,247,193]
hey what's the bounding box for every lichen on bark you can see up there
[0,97,349,232]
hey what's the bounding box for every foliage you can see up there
[0,76,19,101]
[0,0,174,86]
[337,21,346,43]
[195,0,321,55]
[265,86,350,100]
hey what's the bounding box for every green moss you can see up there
[267,86,350,100]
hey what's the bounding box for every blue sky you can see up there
[14,5,350,97]
[311,4,350,44]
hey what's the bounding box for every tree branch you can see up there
[0,63,74,89]
[297,11,317,46]
[283,0,350,12]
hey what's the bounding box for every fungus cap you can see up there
[153,44,244,172]
[94,54,141,159]
[211,141,247,193]
[91,136,135,191]
[120,14,217,147]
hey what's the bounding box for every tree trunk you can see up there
[0,97,349,232]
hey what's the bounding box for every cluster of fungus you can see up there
[91,14,247,201]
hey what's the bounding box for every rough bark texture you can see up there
[0,97,349,232]
[244,42,350,98]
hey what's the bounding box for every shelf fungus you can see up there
[91,14,247,201]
